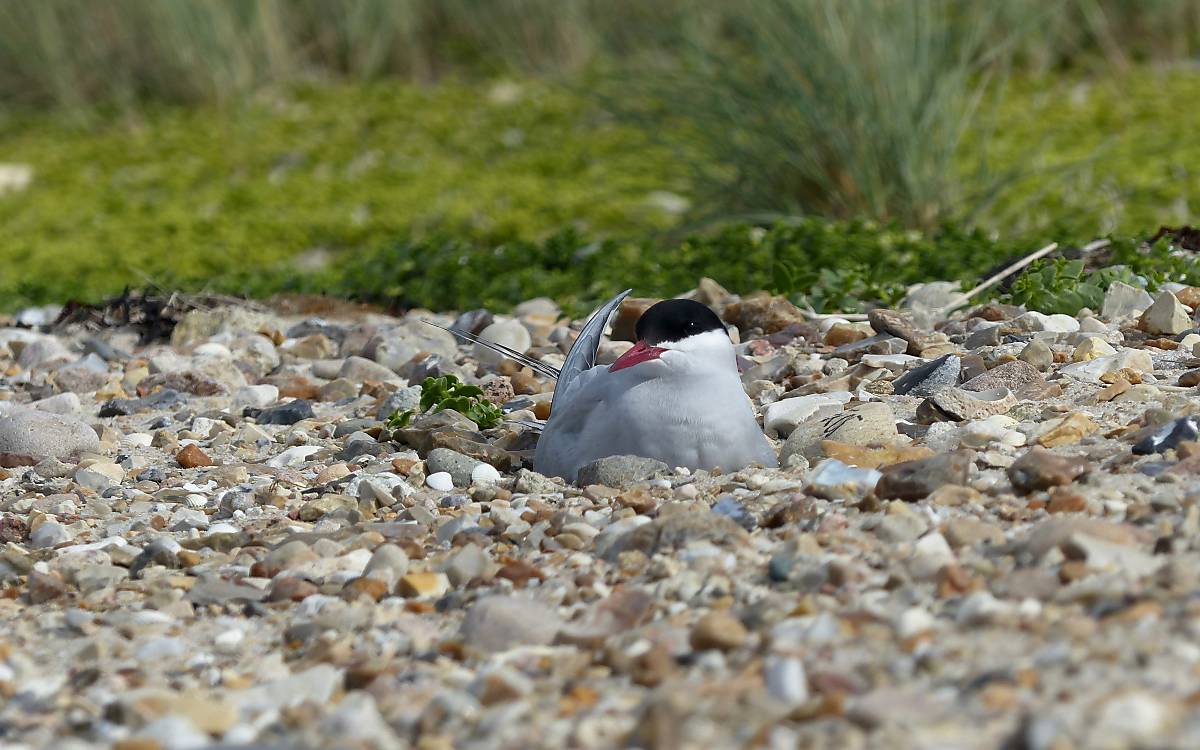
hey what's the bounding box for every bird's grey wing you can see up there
[554,289,632,408]
[422,319,560,380]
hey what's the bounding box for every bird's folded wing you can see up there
[554,289,632,408]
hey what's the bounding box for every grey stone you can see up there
[964,323,1002,349]
[362,544,409,588]
[961,360,1046,393]
[375,386,422,420]
[30,522,71,548]
[473,320,532,367]
[575,455,670,488]
[426,448,483,487]
[875,450,972,501]
[1018,339,1054,370]
[460,595,562,652]
[1139,291,1191,335]
[1101,281,1153,321]
[892,354,960,397]
[339,355,400,383]
[604,509,747,560]
[924,387,1016,422]
[0,410,99,459]
[98,388,187,417]
[443,544,491,587]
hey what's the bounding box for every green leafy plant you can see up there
[1007,235,1200,315]
[388,374,504,430]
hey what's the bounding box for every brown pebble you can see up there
[824,323,867,347]
[936,564,975,597]
[631,643,676,687]
[268,576,318,602]
[1176,441,1200,459]
[1047,488,1088,514]
[397,572,450,598]
[342,576,390,602]
[510,369,540,395]
[391,457,419,475]
[175,550,202,567]
[1058,560,1090,583]
[176,444,213,469]
[113,741,165,750]
[496,560,544,588]
[1096,378,1130,402]
[689,610,748,651]
[27,570,68,604]
[1008,447,1089,493]
[1145,338,1179,350]
[1175,286,1200,308]
[762,497,819,528]
[617,489,657,515]
[1179,369,1200,387]
[1100,368,1142,385]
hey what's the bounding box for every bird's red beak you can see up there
[609,340,667,372]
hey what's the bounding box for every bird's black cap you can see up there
[635,299,727,345]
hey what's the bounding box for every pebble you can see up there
[1018,339,1055,370]
[1133,416,1200,455]
[176,444,213,468]
[763,392,851,437]
[233,383,279,408]
[426,471,454,491]
[961,360,1046,394]
[255,399,315,425]
[806,459,882,500]
[460,595,562,651]
[74,461,125,490]
[1013,446,1096,494]
[338,355,400,383]
[780,401,898,464]
[0,287,1196,750]
[924,386,1016,421]
[30,521,71,548]
[690,610,748,651]
[473,320,533,367]
[398,571,450,598]
[875,450,971,501]
[0,410,99,459]
[892,354,960,397]
[1139,290,1192,335]
[1102,281,1154,320]
[576,454,670,487]
[426,447,482,487]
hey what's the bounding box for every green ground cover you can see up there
[0,67,1197,313]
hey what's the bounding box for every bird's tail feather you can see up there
[422,320,561,380]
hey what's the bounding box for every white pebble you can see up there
[471,463,502,485]
[426,472,454,491]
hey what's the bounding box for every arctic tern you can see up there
[433,290,778,482]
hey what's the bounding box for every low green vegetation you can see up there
[2,68,1198,315]
[0,81,684,308]
[1008,237,1200,316]
[389,374,503,430]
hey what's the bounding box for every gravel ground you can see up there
[0,280,1199,750]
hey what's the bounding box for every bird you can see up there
[433,290,777,482]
